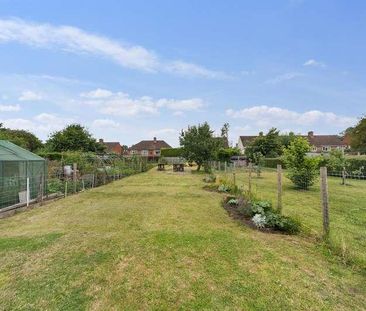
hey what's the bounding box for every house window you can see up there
[141,150,148,156]
[155,150,160,155]
[312,146,317,152]
[322,146,330,152]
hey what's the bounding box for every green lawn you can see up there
[0,167,365,310]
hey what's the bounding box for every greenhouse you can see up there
[0,140,46,210]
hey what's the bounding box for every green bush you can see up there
[225,197,301,234]
[283,137,320,189]
[262,157,285,169]
[203,174,216,183]
[161,148,183,157]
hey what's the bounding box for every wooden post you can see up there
[73,163,77,193]
[233,172,236,187]
[277,164,282,213]
[225,161,227,173]
[342,167,346,185]
[320,167,330,239]
[64,180,68,197]
[248,163,252,195]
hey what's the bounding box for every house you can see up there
[99,139,123,155]
[237,136,257,154]
[128,137,171,159]
[237,131,349,154]
[306,131,349,153]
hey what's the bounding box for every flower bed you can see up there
[222,196,301,234]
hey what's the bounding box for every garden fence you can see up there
[0,157,154,213]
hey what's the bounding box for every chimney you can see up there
[153,137,157,143]
[99,138,104,143]
[308,131,314,138]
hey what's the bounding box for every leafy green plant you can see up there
[218,184,230,192]
[283,137,320,189]
[227,198,238,205]
[203,174,216,183]
[252,214,267,229]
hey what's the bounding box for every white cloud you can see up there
[80,89,205,117]
[0,104,20,112]
[0,18,227,79]
[164,61,230,79]
[0,113,74,139]
[303,59,326,68]
[92,119,120,128]
[266,72,302,84]
[19,90,43,101]
[226,105,356,129]
[156,98,204,111]
[80,88,113,99]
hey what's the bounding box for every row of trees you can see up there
[0,123,105,153]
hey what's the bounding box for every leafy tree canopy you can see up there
[349,116,366,152]
[216,147,241,162]
[0,123,43,151]
[45,124,105,153]
[180,122,222,171]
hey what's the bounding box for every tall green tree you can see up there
[245,128,282,160]
[349,116,366,152]
[180,122,220,172]
[283,137,320,189]
[0,123,43,151]
[45,124,105,152]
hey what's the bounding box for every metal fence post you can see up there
[26,177,30,207]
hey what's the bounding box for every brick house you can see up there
[306,131,349,153]
[99,139,123,155]
[128,137,171,159]
[237,131,349,154]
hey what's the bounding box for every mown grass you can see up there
[218,167,366,269]
[0,167,365,310]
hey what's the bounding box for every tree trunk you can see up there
[197,163,201,171]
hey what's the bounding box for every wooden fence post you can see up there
[342,167,346,185]
[225,161,227,173]
[277,164,282,213]
[248,163,252,195]
[233,172,236,187]
[64,180,68,197]
[73,163,77,193]
[320,167,330,239]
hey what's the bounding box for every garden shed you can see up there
[0,140,46,209]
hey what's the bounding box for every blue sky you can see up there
[0,0,365,147]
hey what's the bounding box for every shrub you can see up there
[283,137,320,189]
[218,184,230,192]
[227,198,239,205]
[252,214,266,229]
[203,174,216,183]
[224,197,301,234]
[265,211,301,234]
[262,157,285,169]
[161,148,183,157]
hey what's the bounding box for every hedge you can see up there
[345,158,366,174]
[262,158,285,169]
[161,148,183,157]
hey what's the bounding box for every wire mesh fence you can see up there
[0,155,155,212]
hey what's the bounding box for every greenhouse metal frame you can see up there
[0,140,46,210]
